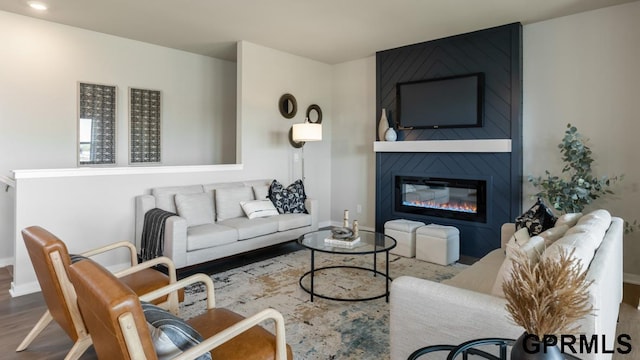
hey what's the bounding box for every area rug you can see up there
[179,250,465,359]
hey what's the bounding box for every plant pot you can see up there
[511,332,563,360]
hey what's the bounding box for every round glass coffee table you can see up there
[297,229,396,302]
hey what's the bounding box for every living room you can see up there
[1,1,639,359]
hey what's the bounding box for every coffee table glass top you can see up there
[298,229,396,254]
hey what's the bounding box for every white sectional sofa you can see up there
[135,179,318,269]
[390,210,623,360]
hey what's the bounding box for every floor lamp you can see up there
[291,118,322,182]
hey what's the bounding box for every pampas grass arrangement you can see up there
[503,248,593,340]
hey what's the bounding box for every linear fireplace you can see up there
[395,175,487,223]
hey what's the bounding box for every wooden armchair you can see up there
[69,257,293,360]
[17,226,181,360]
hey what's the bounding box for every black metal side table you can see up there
[297,229,396,302]
[408,338,582,360]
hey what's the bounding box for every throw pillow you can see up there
[69,254,89,264]
[555,212,583,228]
[215,186,254,221]
[141,302,211,360]
[508,227,531,247]
[252,185,270,200]
[175,192,215,227]
[515,198,557,236]
[240,199,279,219]
[268,179,307,214]
[491,235,545,298]
[538,224,570,247]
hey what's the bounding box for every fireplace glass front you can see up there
[395,175,487,223]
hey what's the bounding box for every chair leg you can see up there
[16,310,53,351]
[64,335,92,360]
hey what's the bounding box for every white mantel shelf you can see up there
[373,139,512,153]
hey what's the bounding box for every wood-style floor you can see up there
[1,265,639,359]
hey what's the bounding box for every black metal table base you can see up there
[300,249,392,302]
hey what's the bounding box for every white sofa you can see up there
[135,179,318,269]
[390,210,623,360]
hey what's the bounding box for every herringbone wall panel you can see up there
[375,23,522,257]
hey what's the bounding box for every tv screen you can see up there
[396,73,484,129]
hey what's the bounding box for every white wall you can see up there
[523,1,640,274]
[9,39,335,296]
[237,41,333,223]
[328,2,640,275]
[331,57,377,229]
[0,10,237,264]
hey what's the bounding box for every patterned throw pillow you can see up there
[515,198,558,236]
[141,302,211,360]
[268,179,307,214]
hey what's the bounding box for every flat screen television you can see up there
[396,73,484,129]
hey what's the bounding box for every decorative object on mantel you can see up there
[528,123,637,233]
[306,104,322,124]
[343,209,349,228]
[503,248,592,360]
[290,117,322,181]
[378,108,389,141]
[278,93,297,119]
[384,127,397,141]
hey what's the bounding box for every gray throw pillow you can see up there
[175,192,215,227]
[141,302,211,360]
[215,187,253,221]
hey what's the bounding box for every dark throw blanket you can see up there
[140,208,177,262]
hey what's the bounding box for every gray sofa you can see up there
[390,210,623,360]
[135,179,318,269]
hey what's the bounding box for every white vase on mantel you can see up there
[385,127,397,141]
[378,108,389,141]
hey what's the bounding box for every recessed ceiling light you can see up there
[28,1,48,11]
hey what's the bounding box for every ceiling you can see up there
[1,0,636,64]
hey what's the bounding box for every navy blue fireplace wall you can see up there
[375,23,523,258]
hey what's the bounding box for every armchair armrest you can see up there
[139,273,216,309]
[389,276,521,360]
[81,241,139,266]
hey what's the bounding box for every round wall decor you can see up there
[279,93,297,119]
[306,104,322,124]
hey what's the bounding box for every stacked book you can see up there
[324,236,361,248]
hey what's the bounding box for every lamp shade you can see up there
[292,123,322,142]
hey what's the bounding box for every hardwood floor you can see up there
[1,265,639,359]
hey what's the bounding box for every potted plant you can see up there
[529,123,636,232]
[503,249,593,359]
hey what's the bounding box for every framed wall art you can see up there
[78,82,117,166]
[129,88,161,164]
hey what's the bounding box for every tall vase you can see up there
[378,108,389,141]
[511,332,563,360]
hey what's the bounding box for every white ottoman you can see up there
[384,219,425,257]
[416,224,460,265]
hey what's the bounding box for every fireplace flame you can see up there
[403,200,477,214]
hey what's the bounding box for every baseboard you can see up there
[0,257,13,268]
[9,280,41,297]
[624,272,640,285]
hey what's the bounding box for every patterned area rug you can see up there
[179,250,465,360]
